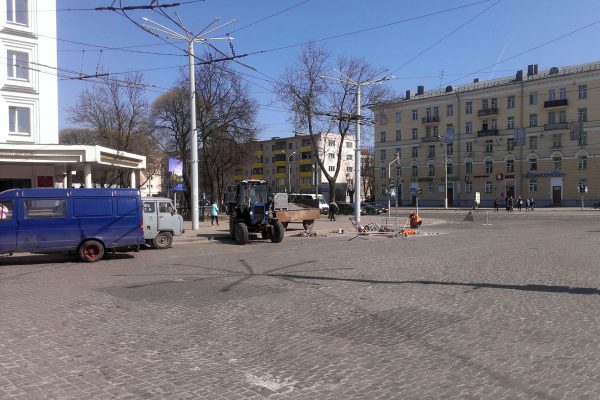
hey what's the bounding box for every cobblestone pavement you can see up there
[1,210,600,399]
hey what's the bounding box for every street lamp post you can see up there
[288,151,296,193]
[321,70,392,229]
[141,16,236,230]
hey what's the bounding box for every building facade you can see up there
[0,1,145,191]
[233,132,356,202]
[371,62,600,207]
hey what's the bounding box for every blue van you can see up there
[0,188,144,262]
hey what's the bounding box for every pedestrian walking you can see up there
[517,196,522,211]
[525,198,530,212]
[530,198,535,211]
[210,200,219,226]
[508,196,514,212]
[494,198,500,212]
[505,196,509,212]
[328,201,338,221]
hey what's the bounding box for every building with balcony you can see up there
[370,61,600,207]
[0,1,145,191]
[232,132,355,201]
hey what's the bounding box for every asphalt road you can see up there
[1,209,599,399]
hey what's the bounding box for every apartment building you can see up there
[370,62,600,207]
[0,1,145,191]
[233,132,355,201]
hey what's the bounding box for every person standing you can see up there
[517,196,522,211]
[328,201,338,221]
[210,200,219,226]
[525,198,530,212]
[494,198,500,212]
[530,198,535,211]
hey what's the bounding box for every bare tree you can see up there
[361,146,375,202]
[66,72,159,187]
[277,43,392,201]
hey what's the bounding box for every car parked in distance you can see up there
[336,202,364,215]
[363,201,388,214]
[361,203,380,215]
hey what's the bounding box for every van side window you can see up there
[24,199,66,219]
[0,200,14,220]
[158,202,173,213]
[143,202,156,213]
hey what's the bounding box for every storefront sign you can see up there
[496,173,504,180]
[505,174,515,179]
[522,171,566,178]
[473,175,490,178]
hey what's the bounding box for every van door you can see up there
[157,201,180,234]
[17,198,79,252]
[143,200,158,239]
[0,200,17,253]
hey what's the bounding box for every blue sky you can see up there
[55,0,600,141]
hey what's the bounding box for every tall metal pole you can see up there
[354,85,361,227]
[188,41,200,230]
[444,142,448,210]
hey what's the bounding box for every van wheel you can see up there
[270,221,285,243]
[152,232,173,249]
[79,240,105,262]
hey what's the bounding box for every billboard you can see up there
[168,157,185,191]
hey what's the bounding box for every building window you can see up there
[7,50,29,80]
[529,136,537,149]
[326,165,334,172]
[395,112,401,123]
[428,182,434,193]
[578,108,587,122]
[552,134,562,148]
[485,160,493,174]
[411,165,418,177]
[490,119,497,130]
[395,165,401,176]
[507,138,515,151]
[6,0,28,25]
[447,163,453,175]
[346,154,353,160]
[428,164,435,176]
[578,84,588,99]
[491,98,498,109]
[465,141,473,154]
[412,146,418,158]
[578,154,587,170]
[529,179,537,192]
[380,186,386,196]
[346,166,353,173]
[395,148,401,159]
[506,159,514,173]
[346,141,352,148]
[548,89,555,101]
[485,181,493,193]
[465,161,472,174]
[380,132,386,143]
[395,130,401,141]
[552,155,561,170]
[412,110,418,121]
[328,139,336,146]
[529,113,537,127]
[507,116,514,129]
[507,95,515,109]
[425,126,431,137]
[380,167,386,178]
[465,102,472,114]
[412,128,418,139]
[482,99,488,110]
[8,105,31,134]
[446,143,453,156]
[433,125,438,136]
[485,140,493,153]
[465,121,472,134]
[559,88,566,100]
[464,183,472,193]
[328,153,335,161]
[529,92,538,105]
[433,107,439,117]
[559,110,567,123]
[428,145,435,158]
[380,149,386,160]
[548,111,555,124]
[446,104,453,116]
[529,157,537,171]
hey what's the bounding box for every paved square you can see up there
[1,210,599,399]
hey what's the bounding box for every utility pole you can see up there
[141,16,236,230]
[388,153,399,218]
[321,70,392,229]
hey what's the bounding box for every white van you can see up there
[289,193,329,215]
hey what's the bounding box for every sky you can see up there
[54,0,600,142]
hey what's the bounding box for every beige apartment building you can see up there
[371,61,600,207]
[232,132,355,201]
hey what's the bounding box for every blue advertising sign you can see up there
[168,157,185,191]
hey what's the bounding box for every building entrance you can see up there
[552,186,562,206]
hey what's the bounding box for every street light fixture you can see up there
[141,16,236,230]
[321,69,392,229]
[288,151,296,193]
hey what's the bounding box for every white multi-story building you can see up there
[0,1,145,191]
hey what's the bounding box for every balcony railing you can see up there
[421,135,441,143]
[544,99,568,108]
[477,108,499,117]
[544,122,569,131]
[477,129,499,137]
[421,116,440,124]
